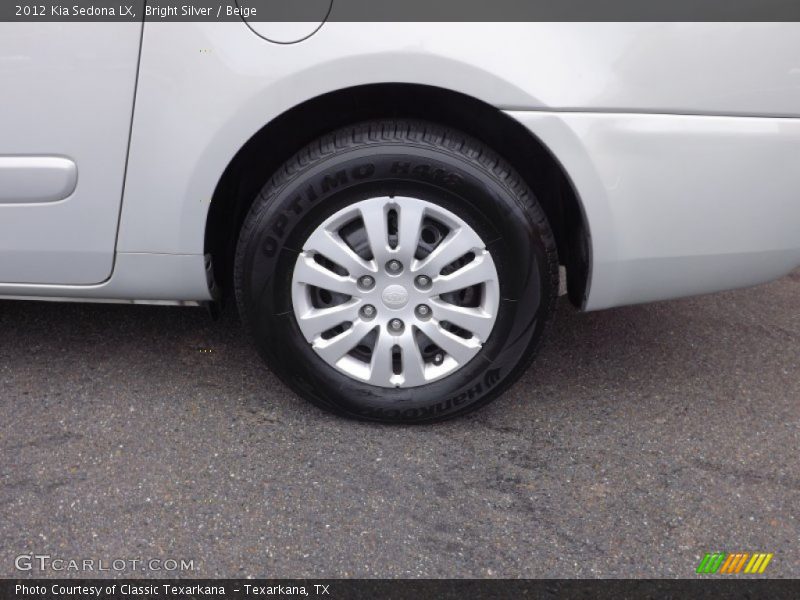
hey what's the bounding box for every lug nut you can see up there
[415,304,431,319]
[386,260,403,274]
[415,275,431,289]
[389,319,404,332]
[358,275,375,290]
[360,304,376,319]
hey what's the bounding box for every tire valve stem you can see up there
[433,352,444,365]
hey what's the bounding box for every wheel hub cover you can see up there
[290,196,500,388]
[381,284,409,309]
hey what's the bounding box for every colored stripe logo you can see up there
[697,552,773,574]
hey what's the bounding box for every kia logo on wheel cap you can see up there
[381,284,409,309]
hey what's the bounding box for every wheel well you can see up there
[205,84,591,308]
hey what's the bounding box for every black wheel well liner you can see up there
[205,83,591,308]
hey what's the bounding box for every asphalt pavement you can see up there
[1,271,798,578]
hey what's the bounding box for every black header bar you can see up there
[3,0,800,22]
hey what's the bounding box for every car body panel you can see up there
[508,111,800,309]
[0,252,210,304]
[0,21,142,284]
[1,22,799,307]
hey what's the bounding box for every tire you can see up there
[234,120,558,423]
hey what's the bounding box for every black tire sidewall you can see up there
[237,139,554,422]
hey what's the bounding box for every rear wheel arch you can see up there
[204,83,591,309]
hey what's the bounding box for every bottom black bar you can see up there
[2,579,799,600]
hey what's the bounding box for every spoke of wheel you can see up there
[305,228,373,276]
[432,252,496,296]
[416,227,480,275]
[358,201,391,265]
[368,329,396,387]
[395,201,426,263]
[312,319,375,364]
[296,299,361,340]
[397,331,427,387]
[417,321,480,364]
[293,253,358,296]
[428,299,494,341]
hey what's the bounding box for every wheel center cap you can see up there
[381,284,409,309]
